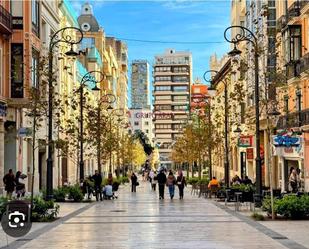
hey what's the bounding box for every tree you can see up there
[133,130,154,155]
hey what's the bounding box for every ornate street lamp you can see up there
[46,27,83,200]
[204,70,230,186]
[78,71,103,181]
[224,25,262,196]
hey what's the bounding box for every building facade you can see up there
[131,60,150,109]
[128,108,154,144]
[275,0,309,192]
[153,49,192,168]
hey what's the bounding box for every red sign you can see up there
[246,148,254,160]
[238,136,253,147]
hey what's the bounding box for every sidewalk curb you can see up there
[0,202,97,249]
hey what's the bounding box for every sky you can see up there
[71,0,231,106]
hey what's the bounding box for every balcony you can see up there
[276,15,287,31]
[287,0,301,22]
[277,109,309,130]
[0,4,12,34]
[286,53,309,80]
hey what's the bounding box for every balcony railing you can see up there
[277,109,309,130]
[0,4,12,34]
[287,0,301,22]
[286,53,309,80]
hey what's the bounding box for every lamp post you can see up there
[46,27,83,200]
[224,26,262,196]
[97,94,115,174]
[107,107,124,174]
[78,71,102,181]
[204,70,230,187]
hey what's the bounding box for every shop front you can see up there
[273,135,304,192]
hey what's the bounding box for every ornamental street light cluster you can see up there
[46,27,84,201]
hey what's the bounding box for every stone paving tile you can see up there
[12,181,290,249]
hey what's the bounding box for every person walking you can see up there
[15,171,27,198]
[176,170,186,200]
[166,170,176,199]
[3,169,15,199]
[131,172,138,192]
[151,171,158,191]
[92,170,103,201]
[289,169,298,193]
[157,169,167,199]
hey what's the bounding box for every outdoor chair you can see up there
[191,184,199,195]
[208,185,219,198]
[199,184,208,198]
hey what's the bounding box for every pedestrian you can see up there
[92,170,103,201]
[242,176,252,185]
[176,170,186,200]
[3,169,15,200]
[149,169,154,185]
[131,172,138,192]
[208,177,220,188]
[151,171,158,191]
[166,170,176,199]
[15,171,27,198]
[157,169,167,199]
[289,169,298,193]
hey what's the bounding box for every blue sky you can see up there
[71,0,231,105]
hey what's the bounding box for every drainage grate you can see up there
[110,210,126,213]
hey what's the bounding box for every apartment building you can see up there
[131,60,150,109]
[275,0,309,192]
[153,49,192,168]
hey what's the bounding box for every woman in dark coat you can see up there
[3,169,15,199]
[131,173,138,192]
[176,170,186,200]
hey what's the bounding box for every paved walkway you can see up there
[1,181,308,249]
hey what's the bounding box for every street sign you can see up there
[18,127,32,137]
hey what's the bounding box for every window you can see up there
[156,105,171,111]
[155,66,171,72]
[173,124,183,130]
[173,86,188,92]
[155,95,171,100]
[173,76,188,82]
[145,121,149,126]
[31,49,39,88]
[174,114,188,120]
[156,124,171,129]
[283,25,301,63]
[32,0,40,36]
[296,90,301,112]
[11,44,24,98]
[80,38,95,50]
[173,67,188,73]
[155,76,171,81]
[155,86,171,91]
[173,105,188,111]
[11,0,23,29]
[284,95,289,113]
[134,121,139,126]
[173,95,188,101]
[145,129,149,134]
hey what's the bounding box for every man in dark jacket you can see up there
[157,169,167,199]
[3,169,15,199]
[92,170,102,201]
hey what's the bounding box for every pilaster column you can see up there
[0,120,4,193]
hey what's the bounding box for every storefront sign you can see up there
[246,148,254,160]
[272,135,304,158]
[273,135,300,147]
[238,136,253,147]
